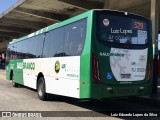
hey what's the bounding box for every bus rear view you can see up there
[90,10,152,99]
[6,9,152,101]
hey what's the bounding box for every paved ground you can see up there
[0,69,5,79]
[0,69,160,120]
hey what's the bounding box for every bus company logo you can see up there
[23,62,35,70]
[55,60,60,73]
[103,19,109,26]
[99,52,124,57]
[17,62,35,70]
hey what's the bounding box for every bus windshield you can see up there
[97,13,148,45]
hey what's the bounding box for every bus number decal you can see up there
[134,22,144,30]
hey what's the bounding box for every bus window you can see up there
[35,34,44,58]
[64,19,87,56]
[97,14,148,47]
[43,27,65,57]
[22,40,29,59]
[28,37,36,58]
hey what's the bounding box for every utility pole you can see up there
[151,0,159,94]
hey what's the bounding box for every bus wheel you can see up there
[37,77,48,101]
[11,73,18,87]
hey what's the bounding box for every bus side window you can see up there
[11,43,16,60]
[35,34,44,58]
[43,27,65,58]
[6,45,11,62]
[64,19,87,56]
[28,37,36,58]
[21,39,29,59]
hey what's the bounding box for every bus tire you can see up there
[11,72,18,87]
[37,77,48,101]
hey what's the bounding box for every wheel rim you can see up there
[12,74,14,80]
[12,74,15,85]
[38,81,43,97]
[12,82,15,86]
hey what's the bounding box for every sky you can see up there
[0,0,18,14]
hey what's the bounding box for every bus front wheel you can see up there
[37,77,48,101]
[11,72,18,87]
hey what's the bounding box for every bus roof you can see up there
[9,9,93,44]
[9,9,150,45]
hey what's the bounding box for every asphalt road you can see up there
[0,69,160,120]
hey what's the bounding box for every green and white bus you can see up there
[6,10,152,100]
